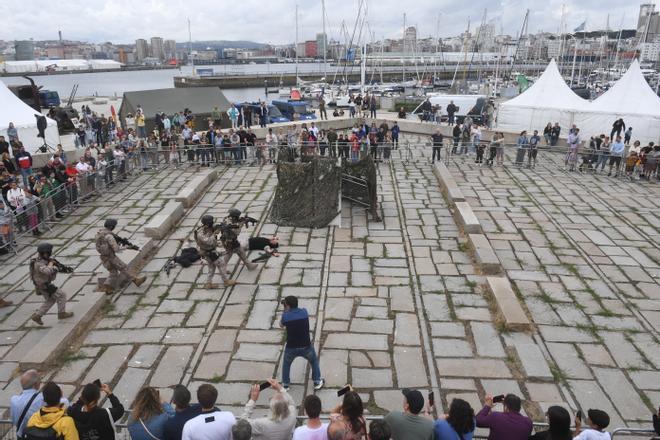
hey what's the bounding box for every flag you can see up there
[516,74,530,92]
[574,21,586,32]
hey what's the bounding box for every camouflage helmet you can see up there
[201,215,214,227]
[104,219,118,230]
[37,243,53,255]
[228,208,241,218]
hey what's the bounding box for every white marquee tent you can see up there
[576,59,660,144]
[0,81,59,153]
[497,59,589,133]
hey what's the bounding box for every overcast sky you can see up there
[0,0,646,45]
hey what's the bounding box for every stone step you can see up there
[144,201,184,239]
[433,162,466,202]
[454,202,482,234]
[486,276,532,331]
[18,291,107,369]
[175,169,218,208]
[468,233,502,275]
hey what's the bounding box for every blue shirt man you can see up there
[10,370,69,438]
[280,295,324,391]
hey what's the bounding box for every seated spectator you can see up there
[384,389,434,439]
[68,382,124,440]
[529,405,572,440]
[475,393,532,440]
[573,409,610,440]
[164,385,201,440]
[328,390,367,439]
[25,381,78,440]
[368,420,392,440]
[127,387,174,440]
[232,420,253,440]
[182,384,234,440]
[241,379,296,440]
[293,394,327,439]
[434,398,475,440]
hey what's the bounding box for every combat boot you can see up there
[31,314,43,325]
[0,299,13,308]
[224,280,237,287]
[99,285,114,294]
[247,263,258,271]
[133,275,147,287]
[58,312,74,320]
[204,283,219,289]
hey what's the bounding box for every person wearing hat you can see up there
[383,389,434,439]
[95,219,147,294]
[573,409,610,440]
[29,243,74,325]
[194,214,236,288]
[220,208,257,272]
[279,295,324,391]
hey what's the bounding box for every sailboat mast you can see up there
[322,0,327,79]
[188,18,193,72]
[402,13,406,82]
[295,4,299,86]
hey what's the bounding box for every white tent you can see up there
[0,81,59,154]
[497,59,589,133]
[576,59,660,144]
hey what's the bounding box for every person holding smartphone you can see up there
[475,393,532,440]
[67,382,125,440]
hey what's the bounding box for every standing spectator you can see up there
[573,409,610,440]
[258,102,269,128]
[368,420,391,440]
[11,370,66,438]
[244,106,253,128]
[610,118,625,140]
[391,121,400,149]
[475,393,532,440]
[280,295,324,391]
[595,136,610,173]
[369,95,377,118]
[431,130,443,164]
[127,387,174,440]
[433,398,475,440]
[623,127,633,145]
[227,105,239,129]
[25,382,78,440]
[293,395,328,440]
[67,382,124,440]
[0,135,10,156]
[527,129,541,168]
[2,152,16,175]
[452,123,461,154]
[14,145,33,187]
[328,391,366,439]
[136,112,146,139]
[608,136,625,177]
[543,123,552,145]
[529,405,572,440]
[164,385,201,440]
[565,129,581,172]
[319,97,328,120]
[0,198,13,253]
[23,191,41,236]
[384,389,434,440]
[7,122,19,144]
[241,379,296,440]
[515,131,529,166]
[181,384,234,440]
[232,420,252,440]
[446,101,457,125]
[550,122,561,146]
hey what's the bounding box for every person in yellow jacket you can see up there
[26,382,79,440]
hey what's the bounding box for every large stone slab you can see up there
[433,162,465,202]
[394,346,429,388]
[455,202,482,234]
[174,169,218,208]
[436,358,512,378]
[144,201,184,239]
[486,277,531,331]
[469,234,502,275]
[324,333,389,351]
[19,291,108,369]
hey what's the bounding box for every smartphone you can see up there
[259,382,271,391]
[492,394,505,404]
[428,391,435,407]
[93,379,102,388]
[337,385,351,397]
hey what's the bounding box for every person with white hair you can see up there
[10,370,69,438]
[240,379,296,440]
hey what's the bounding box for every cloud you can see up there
[0,0,642,45]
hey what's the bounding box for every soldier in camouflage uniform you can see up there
[195,214,236,288]
[30,243,73,325]
[95,219,147,293]
[221,208,257,271]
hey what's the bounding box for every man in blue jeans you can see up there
[280,295,324,391]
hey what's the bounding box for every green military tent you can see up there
[118,87,231,133]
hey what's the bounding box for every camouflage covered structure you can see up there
[342,155,381,221]
[271,156,342,228]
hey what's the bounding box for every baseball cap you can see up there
[402,389,424,414]
[588,409,610,430]
[281,295,298,308]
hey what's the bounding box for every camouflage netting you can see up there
[271,156,342,228]
[342,154,381,221]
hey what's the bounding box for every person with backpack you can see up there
[67,382,124,440]
[25,382,78,440]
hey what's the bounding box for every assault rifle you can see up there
[113,234,140,251]
[50,258,74,273]
[240,214,259,227]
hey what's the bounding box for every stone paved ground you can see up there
[0,133,657,434]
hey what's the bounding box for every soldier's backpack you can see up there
[95,232,112,256]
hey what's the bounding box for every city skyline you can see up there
[0,0,646,45]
